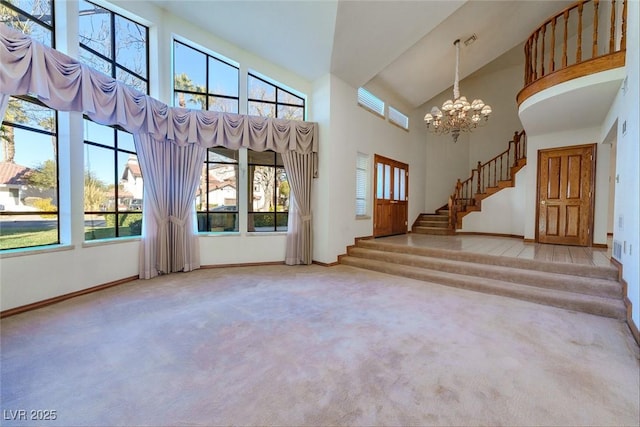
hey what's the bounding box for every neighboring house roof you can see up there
[0,161,31,185]
[107,188,134,199]
[121,157,142,180]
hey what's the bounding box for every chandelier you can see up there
[424,39,492,142]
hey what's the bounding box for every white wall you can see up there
[311,75,426,264]
[419,57,524,213]
[611,0,639,328]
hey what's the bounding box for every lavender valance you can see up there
[0,24,317,154]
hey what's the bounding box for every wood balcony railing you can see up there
[517,0,627,105]
[448,130,526,229]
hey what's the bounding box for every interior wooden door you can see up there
[374,155,408,237]
[537,144,595,246]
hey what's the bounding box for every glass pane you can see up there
[80,48,113,76]
[174,92,206,110]
[248,75,275,101]
[356,199,365,216]
[117,129,135,152]
[5,0,53,25]
[207,147,238,163]
[275,167,288,212]
[174,42,206,90]
[1,214,58,249]
[205,164,237,211]
[78,0,112,58]
[248,150,275,165]
[196,164,208,211]
[208,97,238,113]
[249,212,274,231]
[5,98,56,132]
[118,212,142,236]
[114,15,147,79]
[277,88,304,106]
[209,213,238,232]
[376,163,383,199]
[84,144,113,211]
[251,165,275,212]
[85,213,116,240]
[394,167,400,201]
[208,57,238,97]
[276,212,288,231]
[0,5,52,46]
[84,119,114,147]
[116,68,147,93]
[384,164,391,199]
[277,105,303,120]
[118,152,143,211]
[248,101,275,118]
[399,168,406,201]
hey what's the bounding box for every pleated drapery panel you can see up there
[0,24,319,275]
[282,151,314,265]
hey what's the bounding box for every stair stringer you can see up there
[458,164,528,236]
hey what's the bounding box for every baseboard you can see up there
[201,261,285,269]
[313,260,340,267]
[355,235,374,242]
[610,258,640,347]
[523,238,536,243]
[592,243,608,249]
[0,275,138,318]
[456,232,524,239]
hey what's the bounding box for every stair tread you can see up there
[347,246,621,298]
[340,256,625,319]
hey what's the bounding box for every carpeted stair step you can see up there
[354,239,619,281]
[340,255,626,319]
[416,220,449,227]
[413,226,455,235]
[347,246,622,299]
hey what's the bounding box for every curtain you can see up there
[0,24,319,275]
[282,151,314,265]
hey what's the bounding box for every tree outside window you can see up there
[248,151,288,232]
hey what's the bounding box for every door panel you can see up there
[374,155,408,237]
[537,144,595,246]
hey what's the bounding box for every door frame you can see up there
[535,143,596,246]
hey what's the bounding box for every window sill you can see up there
[0,244,75,259]
[246,231,288,237]
[356,215,371,220]
[199,232,241,238]
[82,236,141,248]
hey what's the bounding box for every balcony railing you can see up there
[517,0,626,105]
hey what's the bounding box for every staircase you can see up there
[340,238,625,319]
[412,130,527,234]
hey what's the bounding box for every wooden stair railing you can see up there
[449,130,526,230]
[518,0,627,105]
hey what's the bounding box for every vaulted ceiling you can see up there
[149,0,574,109]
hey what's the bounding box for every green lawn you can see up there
[0,228,59,250]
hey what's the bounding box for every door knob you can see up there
[541,200,546,205]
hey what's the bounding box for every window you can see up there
[248,74,305,120]
[78,0,149,93]
[173,40,239,112]
[197,147,238,232]
[357,87,384,117]
[83,119,142,240]
[356,152,369,217]
[0,0,55,47]
[78,2,148,241]
[0,98,59,250]
[248,151,288,232]
[389,106,409,130]
[1,1,58,250]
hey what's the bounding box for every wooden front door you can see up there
[537,144,595,246]
[374,155,408,237]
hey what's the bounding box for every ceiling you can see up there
[149,0,575,109]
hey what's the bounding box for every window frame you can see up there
[196,147,239,233]
[0,0,56,47]
[247,73,305,120]
[388,105,409,130]
[357,87,385,118]
[356,152,370,218]
[247,150,288,232]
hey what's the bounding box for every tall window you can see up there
[1,1,58,251]
[173,40,239,112]
[78,0,149,93]
[197,147,238,233]
[0,0,55,47]
[78,2,148,241]
[247,74,305,120]
[356,152,369,217]
[248,151,288,232]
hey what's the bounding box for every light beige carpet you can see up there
[1,264,639,426]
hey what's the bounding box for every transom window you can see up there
[197,147,239,233]
[78,0,149,93]
[248,151,288,232]
[173,40,239,112]
[247,74,305,120]
[0,0,55,47]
